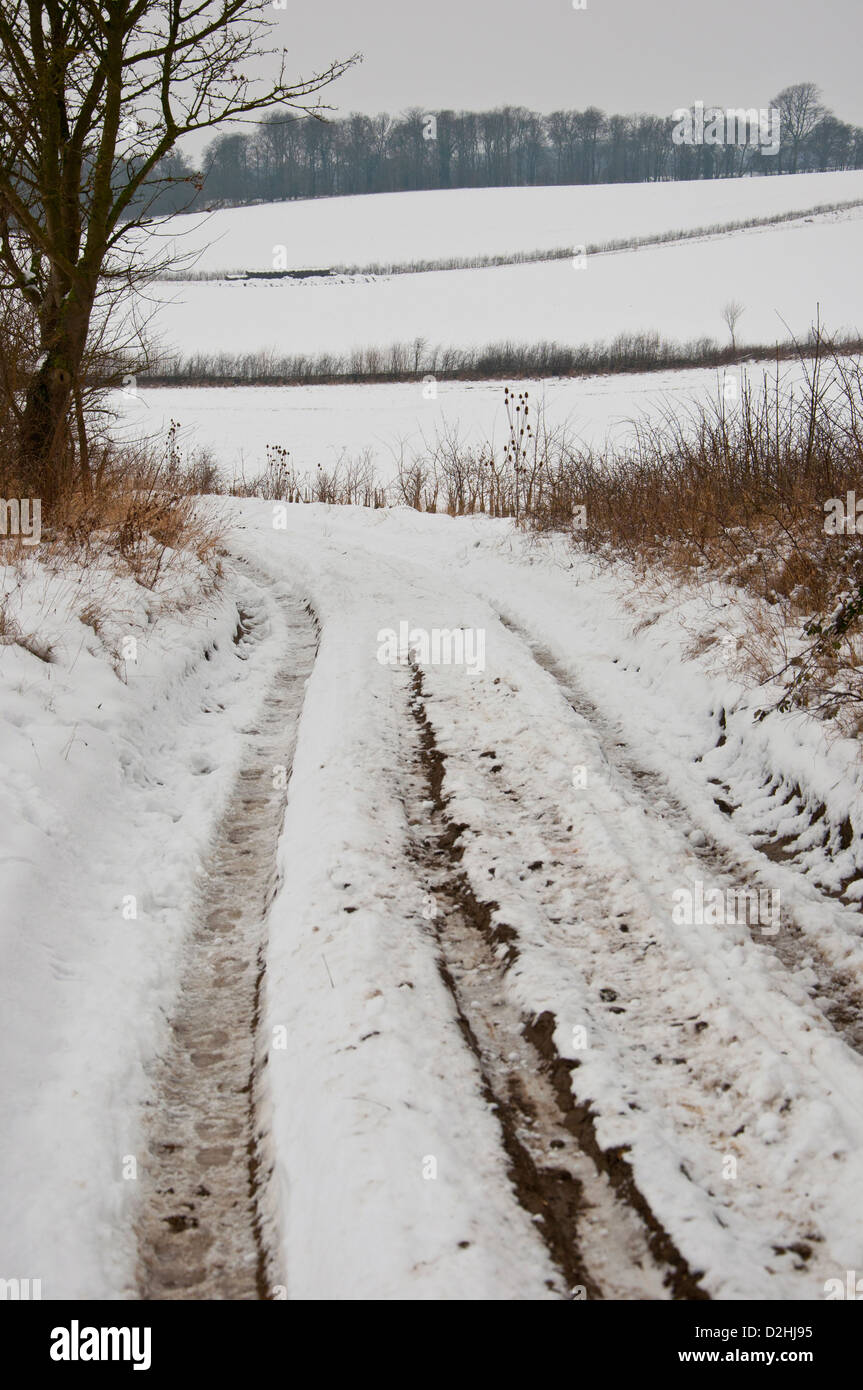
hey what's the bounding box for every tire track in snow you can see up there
[496,610,863,1060]
[406,665,703,1300]
[410,610,863,1293]
[136,569,317,1299]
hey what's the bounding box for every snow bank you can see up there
[0,541,287,1296]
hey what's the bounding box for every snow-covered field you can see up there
[131,175,863,490]
[143,202,863,362]
[117,356,825,481]
[144,171,863,274]
[2,505,863,1299]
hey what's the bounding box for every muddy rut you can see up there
[404,664,707,1300]
[136,581,317,1300]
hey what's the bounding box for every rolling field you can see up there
[142,171,863,274]
[139,189,863,372]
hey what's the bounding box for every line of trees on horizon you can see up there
[133,82,863,218]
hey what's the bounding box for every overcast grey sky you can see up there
[273,0,863,125]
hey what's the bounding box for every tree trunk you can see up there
[18,300,91,503]
[18,360,74,501]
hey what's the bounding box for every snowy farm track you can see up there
[115,504,863,1300]
[136,567,317,1300]
[224,506,863,1301]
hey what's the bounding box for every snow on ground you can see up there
[138,172,863,275]
[0,541,301,1297]
[114,356,826,482]
[4,504,863,1298]
[240,505,863,1300]
[6,176,863,1302]
[143,205,863,361]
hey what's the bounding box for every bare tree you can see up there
[545,110,577,183]
[772,82,826,173]
[0,1,357,499]
[722,300,745,352]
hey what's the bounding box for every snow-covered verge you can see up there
[2,501,863,1299]
[0,536,299,1297]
